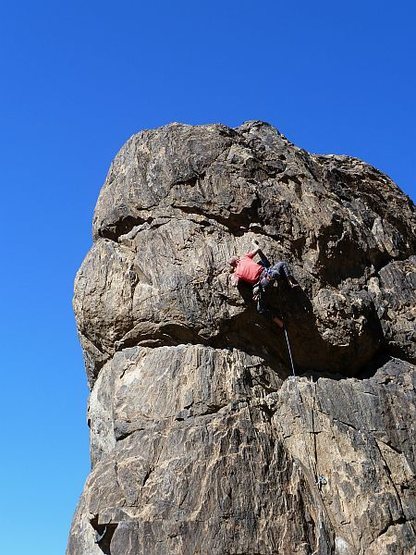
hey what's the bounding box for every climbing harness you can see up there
[282,322,327,492]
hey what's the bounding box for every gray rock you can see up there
[68,122,416,555]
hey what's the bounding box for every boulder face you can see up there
[67,122,416,555]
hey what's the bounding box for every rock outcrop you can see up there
[67,122,416,555]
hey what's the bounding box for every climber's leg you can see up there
[268,261,299,288]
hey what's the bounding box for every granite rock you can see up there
[68,122,416,555]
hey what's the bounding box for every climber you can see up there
[228,241,298,329]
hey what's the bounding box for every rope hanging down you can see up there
[283,326,296,378]
[282,322,326,490]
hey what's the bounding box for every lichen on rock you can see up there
[68,121,416,555]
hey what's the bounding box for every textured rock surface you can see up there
[68,122,416,554]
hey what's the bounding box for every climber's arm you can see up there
[246,240,261,259]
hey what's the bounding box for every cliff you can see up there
[67,121,416,554]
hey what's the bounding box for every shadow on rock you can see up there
[221,281,385,380]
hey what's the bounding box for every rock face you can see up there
[67,122,416,555]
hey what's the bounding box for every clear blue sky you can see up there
[0,1,414,553]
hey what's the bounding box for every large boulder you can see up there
[68,122,416,555]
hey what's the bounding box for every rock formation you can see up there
[67,121,416,554]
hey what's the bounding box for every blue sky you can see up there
[0,1,414,554]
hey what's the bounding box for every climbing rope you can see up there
[282,322,326,491]
[283,326,296,378]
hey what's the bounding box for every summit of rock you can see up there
[68,122,416,555]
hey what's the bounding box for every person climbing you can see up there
[228,243,264,288]
[228,241,299,328]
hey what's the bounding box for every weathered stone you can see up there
[368,256,416,363]
[68,122,416,555]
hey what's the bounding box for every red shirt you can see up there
[235,253,263,285]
